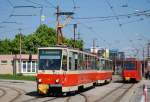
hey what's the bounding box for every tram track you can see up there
[66,93,89,102]
[114,84,134,102]
[94,83,135,102]
[23,95,57,102]
[0,85,26,102]
[0,88,7,98]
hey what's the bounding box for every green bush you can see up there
[0,74,36,81]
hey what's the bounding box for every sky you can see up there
[0,0,150,57]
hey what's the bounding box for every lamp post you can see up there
[137,38,146,77]
[19,28,22,74]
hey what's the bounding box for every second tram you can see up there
[122,58,142,82]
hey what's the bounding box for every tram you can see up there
[36,46,113,95]
[122,58,142,82]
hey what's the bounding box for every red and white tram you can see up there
[37,47,113,95]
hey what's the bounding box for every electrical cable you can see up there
[44,0,57,9]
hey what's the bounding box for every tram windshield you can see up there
[124,61,135,70]
[39,49,62,70]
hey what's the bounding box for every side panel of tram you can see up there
[96,58,113,84]
[37,47,97,94]
[122,58,142,82]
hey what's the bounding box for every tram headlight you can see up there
[38,79,42,83]
[55,79,59,83]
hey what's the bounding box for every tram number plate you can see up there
[38,84,49,89]
[125,77,130,80]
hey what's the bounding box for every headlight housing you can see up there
[38,78,42,83]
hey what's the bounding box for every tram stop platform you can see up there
[130,79,150,102]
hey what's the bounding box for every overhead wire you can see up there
[44,0,57,9]
[105,0,121,26]
[74,10,150,20]
[104,0,138,53]
[7,0,14,8]
[79,22,112,48]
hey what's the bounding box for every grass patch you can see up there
[0,74,36,81]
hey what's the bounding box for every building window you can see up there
[22,61,37,73]
[32,61,36,72]
[1,60,7,65]
[23,61,27,72]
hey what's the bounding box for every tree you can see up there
[0,39,12,54]
[24,24,57,53]
[11,34,26,54]
[0,24,83,54]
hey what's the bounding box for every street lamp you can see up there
[18,28,22,74]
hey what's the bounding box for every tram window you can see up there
[75,59,78,70]
[85,55,88,70]
[39,50,61,70]
[91,57,95,70]
[69,52,78,71]
[106,60,108,70]
[62,55,67,71]
[82,54,86,70]
[88,56,91,70]
[110,61,112,70]
[74,53,78,70]
[79,53,83,70]
[124,61,135,70]
[69,57,71,70]
[101,59,105,70]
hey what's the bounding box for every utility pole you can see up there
[19,28,22,74]
[56,5,61,45]
[55,5,74,45]
[93,39,96,54]
[148,42,150,58]
[143,47,145,77]
[73,24,77,48]
[40,7,43,25]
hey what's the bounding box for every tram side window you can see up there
[75,59,78,70]
[88,56,91,70]
[74,53,78,70]
[105,60,109,70]
[85,55,88,70]
[110,61,112,70]
[91,57,93,70]
[79,53,83,70]
[98,59,103,70]
[82,54,86,70]
[62,55,67,71]
[69,57,75,71]
[91,57,96,70]
[69,52,78,71]
[94,57,97,70]
[105,60,108,70]
[69,57,72,70]
[101,59,105,70]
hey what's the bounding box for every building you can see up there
[109,50,125,74]
[0,54,38,75]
